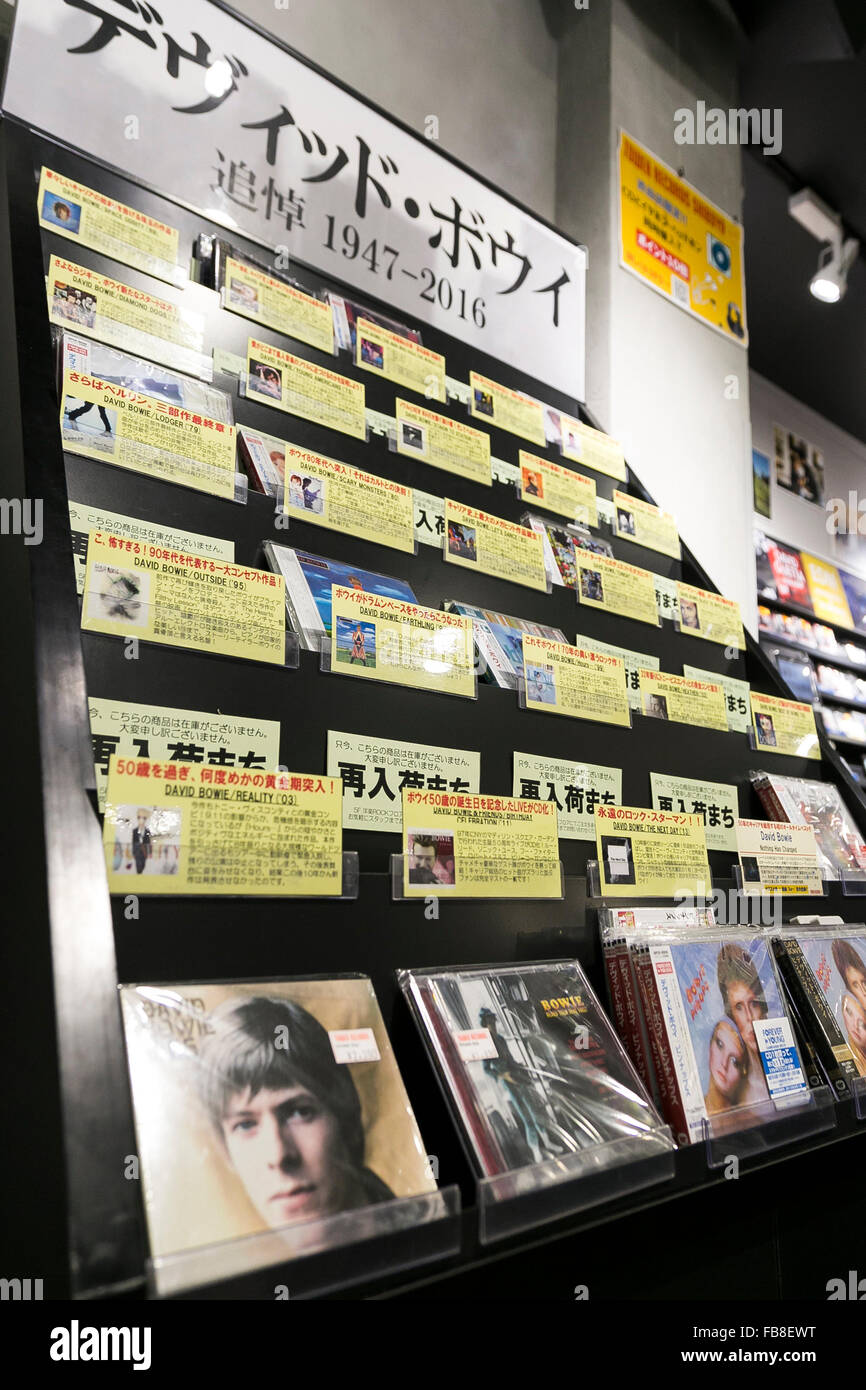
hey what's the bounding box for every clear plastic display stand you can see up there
[476,1128,676,1245]
[850,1074,866,1122]
[700,1086,836,1169]
[390,854,565,902]
[318,635,478,700]
[147,1185,461,1299]
[731,863,866,897]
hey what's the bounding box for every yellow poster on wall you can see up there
[81,531,286,666]
[401,788,561,898]
[37,167,182,285]
[395,398,492,485]
[559,414,627,482]
[329,587,475,698]
[246,339,366,439]
[519,451,597,525]
[444,499,548,592]
[103,758,342,896]
[595,803,711,898]
[800,552,854,629]
[355,318,445,401]
[750,691,820,760]
[223,256,335,355]
[618,131,748,347]
[469,371,545,445]
[522,634,631,726]
[281,442,415,553]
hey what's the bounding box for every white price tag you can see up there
[453,1027,499,1061]
[328,1027,381,1064]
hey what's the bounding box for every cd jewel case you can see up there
[400,959,669,1177]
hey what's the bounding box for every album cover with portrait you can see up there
[774,930,866,1094]
[399,960,671,1179]
[120,977,436,1287]
[636,932,808,1146]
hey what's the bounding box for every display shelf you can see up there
[758,589,866,649]
[759,632,866,677]
[6,46,866,1303]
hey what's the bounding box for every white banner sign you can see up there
[2,0,586,399]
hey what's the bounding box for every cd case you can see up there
[752,771,866,879]
[444,600,566,689]
[399,959,669,1179]
[120,977,438,1292]
[264,542,419,651]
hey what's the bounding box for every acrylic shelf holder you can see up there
[149,1184,461,1299]
[700,1084,836,1169]
[476,1127,676,1245]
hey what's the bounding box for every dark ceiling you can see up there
[732,0,866,443]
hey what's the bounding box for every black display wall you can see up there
[3,78,866,1301]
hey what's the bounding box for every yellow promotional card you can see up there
[801,553,854,629]
[47,256,208,378]
[519,450,597,525]
[469,371,545,445]
[59,368,236,499]
[639,669,728,732]
[576,551,659,626]
[246,339,366,439]
[595,804,711,898]
[736,819,823,896]
[395,398,491,486]
[613,490,681,559]
[82,532,286,666]
[650,772,738,853]
[618,131,747,347]
[444,499,548,592]
[683,665,751,733]
[401,788,561,898]
[522,633,630,726]
[68,501,232,596]
[514,753,622,840]
[329,587,475,698]
[355,317,445,401]
[576,633,659,710]
[38,167,181,285]
[559,413,627,481]
[103,758,342,896]
[750,691,820,760]
[327,730,480,833]
[282,442,414,553]
[89,697,280,813]
[224,256,335,355]
[676,582,745,649]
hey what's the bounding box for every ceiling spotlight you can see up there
[809,237,859,303]
[788,188,859,304]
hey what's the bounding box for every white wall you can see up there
[231,0,558,220]
[750,369,866,580]
[606,0,755,630]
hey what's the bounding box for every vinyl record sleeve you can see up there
[638,932,807,1145]
[399,960,667,1178]
[58,331,233,423]
[264,542,418,650]
[120,977,436,1281]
